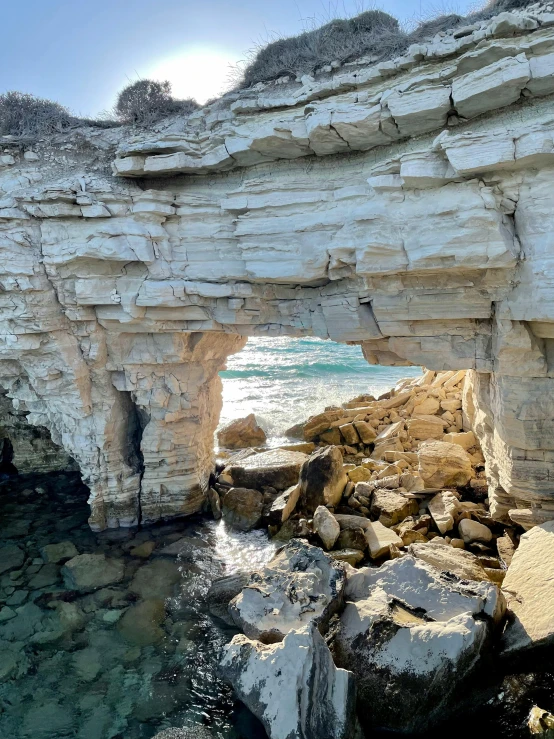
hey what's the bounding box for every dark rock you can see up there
[226,449,308,491]
[0,544,24,575]
[206,572,249,625]
[337,528,367,551]
[298,446,347,514]
[222,488,264,531]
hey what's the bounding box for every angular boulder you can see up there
[370,489,419,527]
[428,490,461,534]
[62,554,124,592]
[298,446,347,514]
[229,539,346,643]
[0,544,24,575]
[501,521,554,656]
[365,521,403,559]
[40,541,79,564]
[409,540,491,582]
[222,487,264,531]
[458,518,493,544]
[217,413,267,449]
[220,622,359,739]
[226,449,308,491]
[418,441,473,488]
[334,556,505,734]
[313,506,340,550]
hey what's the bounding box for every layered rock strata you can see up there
[1,3,554,527]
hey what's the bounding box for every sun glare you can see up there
[145,48,238,104]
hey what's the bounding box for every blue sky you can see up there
[2,0,476,117]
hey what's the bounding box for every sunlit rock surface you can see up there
[1,3,554,528]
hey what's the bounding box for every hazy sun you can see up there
[145,48,238,104]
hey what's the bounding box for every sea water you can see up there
[220,337,422,442]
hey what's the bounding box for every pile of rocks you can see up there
[213,370,554,738]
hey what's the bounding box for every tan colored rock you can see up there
[409,541,490,582]
[458,519,493,544]
[320,428,342,445]
[443,431,476,450]
[279,442,317,454]
[313,506,340,550]
[528,706,554,737]
[428,490,461,534]
[501,522,554,655]
[407,415,448,440]
[227,449,308,491]
[347,465,372,483]
[222,488,264,531]
[365,521,403,559]
[413,396,440,415]
[217,414,267,449]
[339,423,360,445]
[370,489,419,528]
[268,484,301,524]
[353,420,377,444]
[303,409,346,441]
[418,441,473,488]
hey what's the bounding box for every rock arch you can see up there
[1,4,554,528]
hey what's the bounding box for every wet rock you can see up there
[528,706,554,737]
[0,606,16,622]
[313,505,340,549]
[207,487,222,519]
[130,540,156,558]
[331,549,365,566]
[334,556,504,734]
[370,489,419,527]
[62,554,125,592]
[28,563,60,589]
[222,487,264,531]
[365,521,403,559]
[217,413,267,450]
[0,650,18,681]
[40,541,78,564]
[152,728,215,739]
[118,599,166,646]
[409,540,490,581]
[0,544,24,575]
[73,647,102,681]
[220,622,359,739]
[129,559,181,600]
[299,446,347,514]
[418,441,473,488]
[501,521,554,656]
[229,539,346,643]
[226,449,308,491]
[21,701,75,738]
[157,535,209,558]
[207,572,249,625]
[458,518,493,544]
[428,490,461,534]
[268,483,301,524]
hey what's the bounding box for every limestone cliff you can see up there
[1,3,554,529]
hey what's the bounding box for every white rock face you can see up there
[335,556,505,733]
[220,622,359,739]
[1,4,554,527]
[501,521,554,655]
[229,540,346,643]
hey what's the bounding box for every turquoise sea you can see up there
[219,337,422,443]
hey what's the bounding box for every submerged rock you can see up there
[62,554,125,592]
[129,559,181,600]
[222,487,264,531]
[334,556,505,734]
[229,539,346,643]
[299,446,347,514]
[118,599,166,646]
[220,622,360,739]
[40,540,78,564]
[0,544,24,575]
[152,729,214,739]
[217,413,267,450]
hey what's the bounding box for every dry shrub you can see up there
[0,91,74,137]
[408,14,465,43]
[114,79,199,126]
[241,10,408,87]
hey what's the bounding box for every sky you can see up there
[1,0,477,117]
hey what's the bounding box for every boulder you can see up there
[222,487,264,531]
[303,409,347,441]
[129,559,181,600]
[299,446,347,514]
[268,483,301,524]
[337,528,367,552]
[528,706,554,737]
[409,541,490,582]
[229,540,346,643]
[118,599,166,646]
[365,521,403,559]
[407,415,447,440]
[370,489,419,527]
[443,431,477,450]
[331,549,365,566]
[220,622,359,739]
[62,554,124,592]
[313,506,340,549]
[226,449,308,491]
[40,541,78,564]
[0,544,24,575]
[418,441,473,488]
[339,423,360,445]
[207,572,249,625]
[152,729,214,739]
[501,521,554,655]
[217,413,267,449]
[353,421,377,444]
[458,519,493,544]
[428,490,461,534]
[333,556,505,734]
